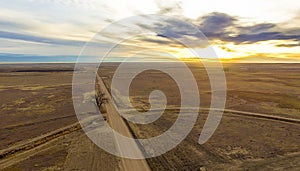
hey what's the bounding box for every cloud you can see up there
[122,12,300,50]
[276,42,300,47]
[228,32,300,44]
[141,12,298,46]
[0,19,31,31]
[134,16,209,48]
[155,0,182,15]
[194,12,300,46]
[0,1,299,60]
[237,23,276,34]
[140,13,295,43]
[197,12,236,37]
[0,31,86,46]
[30,0,98,9]
[139,37,174,45]
[186,12,300,47]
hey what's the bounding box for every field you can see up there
[0,63,299,170]
[0,64,119,171]
[98,62,300,170]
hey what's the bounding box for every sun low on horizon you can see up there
[0,0,299,63]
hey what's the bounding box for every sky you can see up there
[0,0,300,63]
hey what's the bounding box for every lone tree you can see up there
[96,92,108,107]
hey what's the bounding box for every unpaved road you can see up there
[1,72,299,170]
[96,74,151,171]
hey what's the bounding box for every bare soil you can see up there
[0,63,299,170]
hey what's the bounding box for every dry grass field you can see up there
[0,64,77,149]
[0,63,299,170]
[0,64,119,171]
[98,62,300,170]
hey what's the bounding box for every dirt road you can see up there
[96,74,151,171]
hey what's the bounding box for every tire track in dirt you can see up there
[0,115,76,130]
[0,122,80,160]
[122,107,300,125]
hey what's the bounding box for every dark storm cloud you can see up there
[136,16,208,48]
[227,32,300,44]
[136,12,300,46]
[197,12,236,37]
[136,12,235,40]
[196,13,300,44]
[133,17,202,48]
[156,19,201,38]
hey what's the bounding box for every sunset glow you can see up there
[0,0,299,63]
